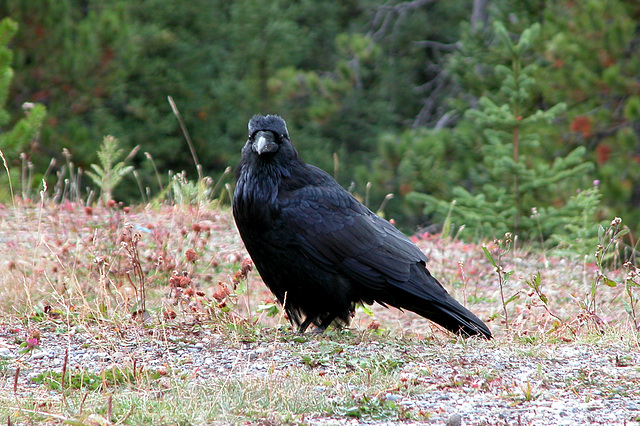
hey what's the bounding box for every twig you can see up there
[369,0,436,41]
[115,400,136,425]
[107,394,113,422]
[61,349,68,390]
[497,265,510,332]
[79,392,89,415]
[412,40,461,51]
[13,367,19,394]
[168,96,202,181]
[144,152,164,192]
[210,167,232,201]
[0,150,15,208]
[5,408,67,421]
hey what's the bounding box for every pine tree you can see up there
[0,17,46,201]
[537,0,640,232]
[410,22,594,240]
[0,18,46,159]
[86,135,137,204]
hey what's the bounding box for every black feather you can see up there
[233,114,491,338]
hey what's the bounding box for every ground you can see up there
[0,202,638,425]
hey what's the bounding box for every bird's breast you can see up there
[234,169,282,233]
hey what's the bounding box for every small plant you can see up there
[548,182,603,255]
[483,232,519,332]
[18,329,40,356]
[340,395,400,420]
[622,260,640,331]
[520,381,540,402]
[256,301,280,318]
[165,257,254,328]
[118,226,147,320]
[86,135,138,204]
[524,271,570,335]
[575,217,629,330]
[167,169,232,207]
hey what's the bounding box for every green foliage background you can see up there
[1,0,639,241]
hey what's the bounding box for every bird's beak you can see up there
[252,131,278,155]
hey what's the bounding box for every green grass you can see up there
[31,366,163,392]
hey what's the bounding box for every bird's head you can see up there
[247,114,290,156]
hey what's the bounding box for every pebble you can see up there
[30,350,49,360]
[92,352,109,361]
[446,413,462,426]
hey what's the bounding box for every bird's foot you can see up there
[306,326,327,335]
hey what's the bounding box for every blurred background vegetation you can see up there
[0,0,639,244]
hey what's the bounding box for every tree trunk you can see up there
[471,0,489,32]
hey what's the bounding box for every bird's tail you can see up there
[419,296,492,338]
[387,264,492,339]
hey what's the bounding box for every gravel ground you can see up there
[1,323,639,425]
[1,205,639,425]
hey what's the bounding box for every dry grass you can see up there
[0,201,639,425]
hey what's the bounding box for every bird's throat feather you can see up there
[235,160,286,230]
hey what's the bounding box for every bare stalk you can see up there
[168,96,202,181]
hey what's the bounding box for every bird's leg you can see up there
[297,317,315,334]
[319,315,335,331]
[304,315,336,335]
[298,316,333,334]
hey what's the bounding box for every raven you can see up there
[233,114,491,338]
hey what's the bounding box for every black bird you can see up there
[233,115,491,338]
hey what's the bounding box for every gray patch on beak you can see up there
[252,131,278,155]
